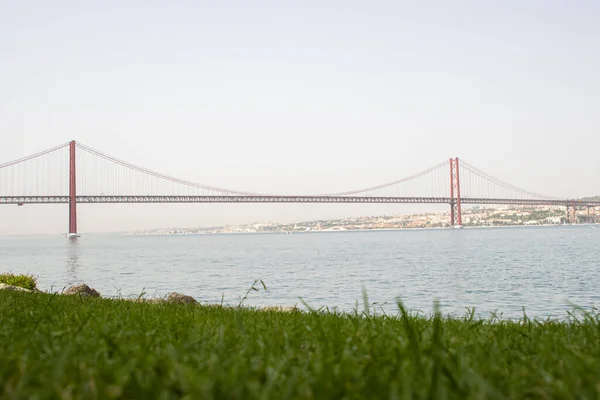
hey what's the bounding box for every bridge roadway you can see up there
[1,195,599,208]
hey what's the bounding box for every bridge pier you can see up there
[68,140,78,236]
[565,202,577,224]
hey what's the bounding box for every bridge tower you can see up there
[449,157,462,226]
[69,140,77,236]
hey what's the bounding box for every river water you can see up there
[1,226,599,319]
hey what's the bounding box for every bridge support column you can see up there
[69,140,77,235]
[566,202,577,224]
[449,157,462,226]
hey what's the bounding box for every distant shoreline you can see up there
[126,223,597,236]
[0,222,596,239]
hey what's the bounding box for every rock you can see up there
[147,298,166,304]
[121,297,145,303]
[0,283,31,292]
[63,284,100,297]
[167,292,198,305]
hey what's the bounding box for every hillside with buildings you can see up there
[132,204,599,235]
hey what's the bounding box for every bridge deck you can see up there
[1,196,599,207]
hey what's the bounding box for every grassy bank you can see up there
[1,291,600,399]
[0,272,37,290]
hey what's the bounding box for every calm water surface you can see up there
[1,226,599,318]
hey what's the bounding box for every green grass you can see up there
[1,291,600,399]
[0,272,37,290]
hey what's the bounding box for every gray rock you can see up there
[121,297,145,303]
[63,284,100,297]
[0,283,31,292]
[167,292,198,305]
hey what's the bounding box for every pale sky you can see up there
[1,1,599,235]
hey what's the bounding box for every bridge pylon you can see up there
[68,140,77,236]
[449,157,462,226]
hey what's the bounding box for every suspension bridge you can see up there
[1,141,598,236]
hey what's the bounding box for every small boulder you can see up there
[63,284,100,297]
[147,298,166,304]
[122,297,145,303]
[0,283,31,292]
[167,292,198,305]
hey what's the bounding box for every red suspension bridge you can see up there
[1,140,598,235]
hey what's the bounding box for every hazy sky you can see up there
[1,1,599,234]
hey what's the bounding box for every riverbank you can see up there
[2,290,600,398]
[128,223,593,236]
[0,221,595,239]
